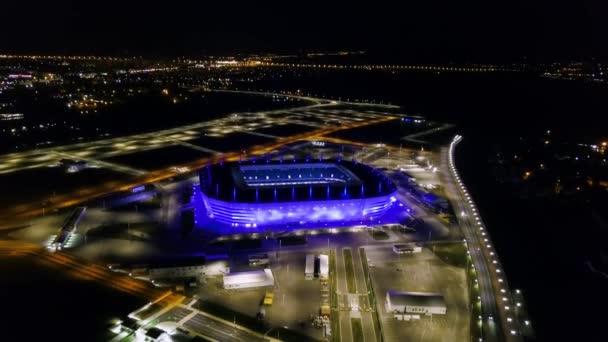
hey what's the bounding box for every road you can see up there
[2,239,277,342]
[441,136,522,342]
[0,239,181,303]
[183,313,267,342]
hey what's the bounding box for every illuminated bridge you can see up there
[194,160,398,233]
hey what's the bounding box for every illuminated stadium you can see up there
[193,159,399,233]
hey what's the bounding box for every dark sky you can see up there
[2,1,607,62]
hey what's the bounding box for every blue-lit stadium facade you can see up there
[194,160,398,233]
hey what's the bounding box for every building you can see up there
[392,243,422,254]
[149,257,229,280]
[318,254,329,279]
[58,159,89,173]
[223,269,275,290]
[305,254,315,280]
[195,159,398,233]
[385,291,447,316]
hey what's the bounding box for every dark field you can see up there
[327,118,441,146]
[191,132,275,153]
[0,255,145,342]
[0,167,133,208]
[103,145,213,170]
[253,123,318,137]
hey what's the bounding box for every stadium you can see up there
[193,159,399,233]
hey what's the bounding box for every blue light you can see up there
[197,189,397,229]
[196,159,400,233]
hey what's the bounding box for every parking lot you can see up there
[365,245,470,342]
[195,250,328,340]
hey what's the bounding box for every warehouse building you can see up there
[148,256,229,280]
[319,254,329,279]
[385,290,447,316]
[305,254,315,280]
[223,269,275,290]
[392,243,422,254]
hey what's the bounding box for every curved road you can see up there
[442,135,522,342]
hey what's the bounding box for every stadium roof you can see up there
[200,159,396,203]
[235,163,361,188]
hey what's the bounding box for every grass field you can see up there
[343,248,356,293]
[86,221,159,241]
[329,249,341,342]
[369,229,390,240]
[468,254,482,342]
[430,242,469,268]
[360,247,384,342]
[351,318,364,342]
[433,242,479,341]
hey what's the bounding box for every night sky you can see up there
[2,1,608,61]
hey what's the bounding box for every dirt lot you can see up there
[365,245,470,342]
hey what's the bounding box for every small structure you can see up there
[392,243,422,254]
[263,289,274,305]
[149,257,229,280]
[318,254,329,279]
[385,291,446,316]
[119,317,141,332]
[223,269,274,290]
[305,254,315,280]
[249,253,270,266]
[320,304,330,316]
[60,159,88,173]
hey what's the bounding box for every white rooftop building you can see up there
[386,291,447,316]
[319,254,329,279]
[148,258,229,280]
[305,254,315,280]
[223,269,274,290]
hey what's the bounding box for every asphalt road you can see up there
[441,137,522,342]
[183,313,267,342]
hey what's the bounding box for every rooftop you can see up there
[236,163,360,188]
[223,269,274,286]
[387,290,446,308]
[200,159,396,203]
